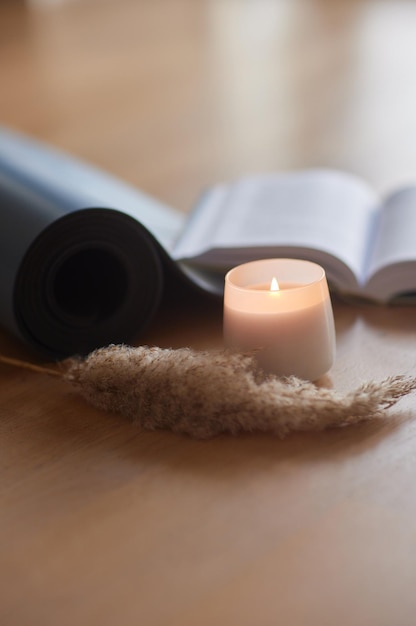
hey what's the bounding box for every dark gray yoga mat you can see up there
[0,128,207,358]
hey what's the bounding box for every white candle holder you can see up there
[223,259,336,381]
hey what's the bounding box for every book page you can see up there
[367,187,416,274]
[173,184,231,257]
[365,187,416,299]
[174,169,378,284]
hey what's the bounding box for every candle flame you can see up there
[270,277,280,292]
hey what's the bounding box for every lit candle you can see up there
[223,259,336,380]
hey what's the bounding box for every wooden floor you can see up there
[2,1,416,624]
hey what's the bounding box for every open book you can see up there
[173,170,416,304]
[0,128,414,357]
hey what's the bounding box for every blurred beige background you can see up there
[3,0,416,212]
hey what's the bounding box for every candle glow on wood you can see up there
[223,259,336,381]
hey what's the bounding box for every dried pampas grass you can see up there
[1,345,415,439]
[60,345,416,439]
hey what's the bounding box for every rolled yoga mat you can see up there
[0,127,203,358]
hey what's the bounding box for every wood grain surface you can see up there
[1,1,416,625]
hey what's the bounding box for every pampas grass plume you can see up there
[63,345,416,439]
